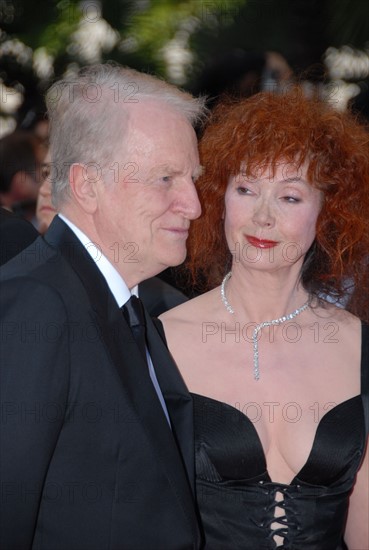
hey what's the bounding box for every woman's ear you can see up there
[68,163,98,214]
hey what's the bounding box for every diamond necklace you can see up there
[221,271,310,381]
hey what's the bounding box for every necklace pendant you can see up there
[252,330,260,380]
[220,271,310,381]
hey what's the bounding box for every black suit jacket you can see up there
[0,217,201,550]
[139,277,188,317]
[0,207,39,266]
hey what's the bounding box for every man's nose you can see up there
[175,178,202,220]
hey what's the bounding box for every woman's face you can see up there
[224,162,323,274]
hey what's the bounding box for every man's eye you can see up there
[161,176,172,183]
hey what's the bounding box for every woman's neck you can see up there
[222,264,310,324]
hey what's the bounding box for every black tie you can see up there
[121,296,148,365]
[122,295,171,425]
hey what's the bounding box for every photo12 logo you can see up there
[230,240,303,264]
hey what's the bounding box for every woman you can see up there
[161,89,369,549]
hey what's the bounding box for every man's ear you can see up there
[69,163,98,214]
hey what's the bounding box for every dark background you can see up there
[1,0,369,128]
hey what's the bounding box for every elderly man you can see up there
[0,64,205,549]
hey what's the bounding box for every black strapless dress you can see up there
[193,323,369,549]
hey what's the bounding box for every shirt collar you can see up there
[58,214,138,307]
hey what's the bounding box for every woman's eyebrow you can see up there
[279,177,309,185]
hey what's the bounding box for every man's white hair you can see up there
[46,63,207,207]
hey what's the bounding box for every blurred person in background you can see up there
[0,130,46,221]
[193,49,293,109]
[35,150,55,234]
[16,98,49,145]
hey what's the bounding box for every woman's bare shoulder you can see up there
[310,301,362,359]
[312,300,361,330]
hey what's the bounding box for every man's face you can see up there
[94,101,201,287]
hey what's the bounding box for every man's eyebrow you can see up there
[147,164,178,178]
[147,164,204,180]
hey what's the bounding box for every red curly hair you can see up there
[188,88,369,320]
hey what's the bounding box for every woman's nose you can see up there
[252,198,275,228]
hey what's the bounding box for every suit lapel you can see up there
[44,218,199,536]
[44,217,112,321]
[146,314,196,493]
[96,308,200,541]
[99,306,198,525]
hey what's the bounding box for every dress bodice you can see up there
[193,323,369,549]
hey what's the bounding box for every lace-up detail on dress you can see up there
[263,484,300,549]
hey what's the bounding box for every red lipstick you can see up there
[246,235,279,249]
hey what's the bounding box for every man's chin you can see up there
[157,250,187,272]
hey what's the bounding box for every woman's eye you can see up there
[237,186,252,195]
[283,196,301,203]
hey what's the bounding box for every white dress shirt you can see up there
[59,214,171,425]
